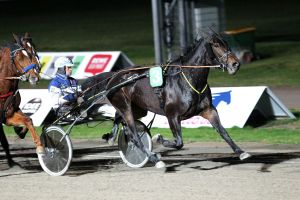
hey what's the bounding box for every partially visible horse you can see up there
[0,33,44,167]
[81,72,114,116]
[12,33,43,137]
[106,31,251,168]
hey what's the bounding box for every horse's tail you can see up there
[81,72,115,100]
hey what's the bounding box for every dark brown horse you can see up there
[106,31,251,168]
[0,34,44,167]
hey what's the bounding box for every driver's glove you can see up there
[77,96,84,104]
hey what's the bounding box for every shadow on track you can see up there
[160,149,300,173]
[1,145,300,176]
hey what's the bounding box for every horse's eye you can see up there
[22,50,29,57]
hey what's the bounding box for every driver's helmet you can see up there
[54,56,74,74]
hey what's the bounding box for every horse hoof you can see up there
[240,152,251,160]
[156,153,162,159]
[102,133,110,141]
[152,134,161,143]
[155,161,166,169]
[36,146,45,155]
[108,137,116,146]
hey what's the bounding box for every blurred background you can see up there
[0,0,300,87]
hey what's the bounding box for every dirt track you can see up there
[0,87,299,200]
[1,140,300,200]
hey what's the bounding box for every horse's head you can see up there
[12,33,41,85]
[206,31,240,75]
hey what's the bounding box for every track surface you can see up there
[0,87,299,200]
[1,139,300,200]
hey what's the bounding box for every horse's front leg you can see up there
[201,107,251,160]
[153,115,184,150]
[5,110,45,155]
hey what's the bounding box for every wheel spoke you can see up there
[38,126,73,176]
[119,120,152,168]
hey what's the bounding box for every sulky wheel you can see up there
[38,126,73,176]
[118,120,152,168]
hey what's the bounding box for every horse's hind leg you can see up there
[5,110,45,155]
[102,112,122,145]
[0,124,15,167]
[201,107,251,160]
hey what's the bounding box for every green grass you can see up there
[3,111,300,144]
[209,41,300,87]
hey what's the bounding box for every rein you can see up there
[80,64,221,98]
[117,64,221,72]
[0,64,36,81]
[0,91,13,99]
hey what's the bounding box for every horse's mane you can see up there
[0,41,21,53]
[171,31,214,63]
[81,72,114,100]
[170,30,225,64]
[0,41,20,73]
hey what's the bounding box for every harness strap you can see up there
[181,71,207,95]
[0,77,21,80]
[23,64,37,73]
[179,65,220,68]
[0,91,13,99]
[116,64,221,73]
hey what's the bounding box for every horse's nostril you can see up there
[233,62,240,68]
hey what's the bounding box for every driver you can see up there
[48,56,84,117]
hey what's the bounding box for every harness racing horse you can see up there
[106,31,251,168]
[0,34,44,167]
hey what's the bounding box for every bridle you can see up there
[207,39,233,71]
[6,43,40,80]
[204,33,233,71]
[216,50,233,71]
[21,37,41,70]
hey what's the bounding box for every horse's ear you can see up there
[12,33,22,45]
[12,33,19,42]
[208,25,217,34]
[195,32,202,41]
[24,32,30,38]
[199,31,210,42]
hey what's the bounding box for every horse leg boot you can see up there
[201,108,251,160]
[0,124,15,167]
[6,111,45,155]
[102,112,122,145]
